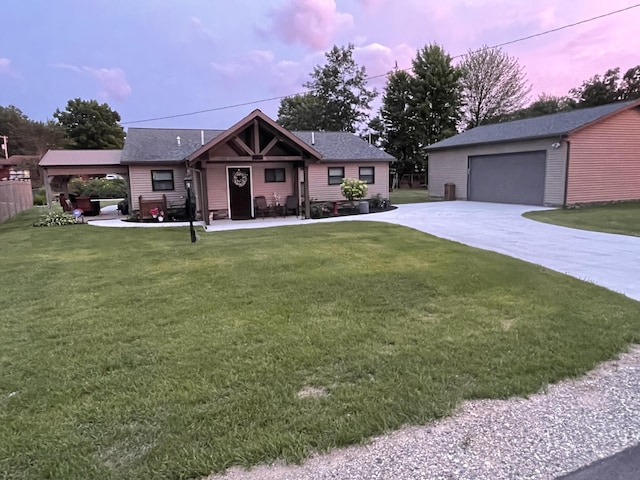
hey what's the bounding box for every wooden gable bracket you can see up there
[259,137,279,156]
[253,119,260,154]
[231,136,254,156]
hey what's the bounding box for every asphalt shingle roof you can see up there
[426,100,640,151]
[121,128,224,163]
[292,131,394,161]
[121,128,394,163]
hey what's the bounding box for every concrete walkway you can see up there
[90,202,640,301]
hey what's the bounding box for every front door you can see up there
[228,167,252,220]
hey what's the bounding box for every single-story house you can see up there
[427,99,640,206]
[40,109,395,222]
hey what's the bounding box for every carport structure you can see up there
[39,150,127,206]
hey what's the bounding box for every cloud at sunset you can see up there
[1,0,639,127]
[0,57,20,78]
[53,64,132,102]
[266,0,353,49]
[211,50,275,79]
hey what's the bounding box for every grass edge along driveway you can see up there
[1,208,640,479]
[523,201,640,237]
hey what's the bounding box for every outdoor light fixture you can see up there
[184,173,197,243]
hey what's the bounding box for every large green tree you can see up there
[619,65,640,100]
[570,68,622,107]
[460,46,531,129]
[276,93,322,131]
[487,94,577,124]
[0,105,67,187]
[54,98,125,149]
[277,44,377,132]
[409,44,462,162]
[0,106,33,156]
[380,69,421,174]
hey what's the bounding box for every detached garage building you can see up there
[427,99,640,206]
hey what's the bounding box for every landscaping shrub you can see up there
[33,210,78,227]
[340,178,368,202]
[32,189,46,205]
[369,193,389,209]
[68,178,127,198]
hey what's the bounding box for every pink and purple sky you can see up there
[1,0,638,130]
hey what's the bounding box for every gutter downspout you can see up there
[304,160,311,219]
[185,160,205,225]
[562,136,570,207]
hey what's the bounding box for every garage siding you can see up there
[566,107,640,204]
[428,138,567,206]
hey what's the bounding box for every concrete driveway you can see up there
[367,201,640,302]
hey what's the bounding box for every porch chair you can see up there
[254,196,269,218]
[284,195,299,217]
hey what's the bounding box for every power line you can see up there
[121,3,640,126]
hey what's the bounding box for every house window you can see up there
[151,170,174,191]
[265,168,286,183]
[328,167,345,185]
[359,166,375,184]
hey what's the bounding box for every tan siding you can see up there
[566,107,640,204]
[206,164,228,210]
[206,162,299,214]
[129,165,188,211]
[307,163,389,201]
[252,163,295,204]
[428,137,567,205]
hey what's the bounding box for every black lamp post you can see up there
[184,174,197,243]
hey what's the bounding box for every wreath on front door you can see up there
[232,169,248,188]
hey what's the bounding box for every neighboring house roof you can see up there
[40,150,123,167]
[293,131,395,161]
[2,155,38,166]
[121,128,224,164]
[426,99,640,151]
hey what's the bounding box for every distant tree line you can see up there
[276,43,640,177]
[0,99,125,186]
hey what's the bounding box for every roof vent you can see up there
[176,136,181,146]
[201,130,205,146]
[311,132,315,145]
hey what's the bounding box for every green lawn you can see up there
[2,209,640,479]
[524,202,640,237]
[389,188,431,204]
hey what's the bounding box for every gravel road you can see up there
[208,346,640,480]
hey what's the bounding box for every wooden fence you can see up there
[0,179,33,224]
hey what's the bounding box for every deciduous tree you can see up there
[54,98,125,149]
[276,44,377,132]
[620,65,640,100]
[276,93,322,131]
[570,68,621,107]
[460,46,531,129]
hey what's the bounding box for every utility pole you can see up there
[1,136,7,159]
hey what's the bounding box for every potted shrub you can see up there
[340,178,368,213]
